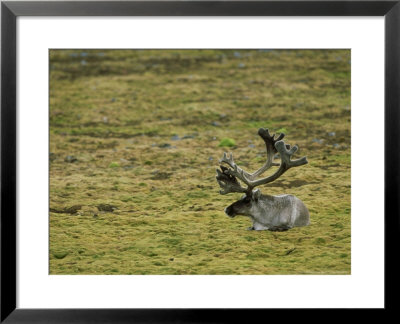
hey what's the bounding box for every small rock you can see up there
[211,121,220,127]
[64,205,82,214]
[50,205,82,214]
[151,172,171,180]
[182,134,196,140]
[111,98,116,102]
[332,143,341,149]
[312,138,324,144]
[102,117,108,124]
[97,204,117,212]
[208,157,214,161]
[80,60,87,66]
[158,143,172,148]
[238,63,245,68]
[328,132,336,137]
[50,152,57,162]
[171,135,180,141]
[233,51,242,58]
[249,144,256,148]
[64,155,78,163]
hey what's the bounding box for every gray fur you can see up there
[224,193,310,231]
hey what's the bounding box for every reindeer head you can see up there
[216,128,308,218]
[224,189,263,218]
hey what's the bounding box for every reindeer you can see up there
[216,128,310,231]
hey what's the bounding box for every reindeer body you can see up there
[216,128,310,231]
[225,193,310,231]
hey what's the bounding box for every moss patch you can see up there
[219,138,236,147]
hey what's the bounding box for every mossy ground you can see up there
[49,49,350,274]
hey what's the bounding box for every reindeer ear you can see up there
[253,189,262,200]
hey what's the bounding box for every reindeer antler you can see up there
[237,140,308,188]
[216,165,248,195]
[250,128,284,178]
[216,128,308,196]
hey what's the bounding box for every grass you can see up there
[49,49,351,275]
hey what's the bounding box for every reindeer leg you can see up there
[252,222,269,231]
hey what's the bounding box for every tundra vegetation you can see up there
[50,49,351,274]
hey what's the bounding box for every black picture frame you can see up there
[1,0,399,322]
